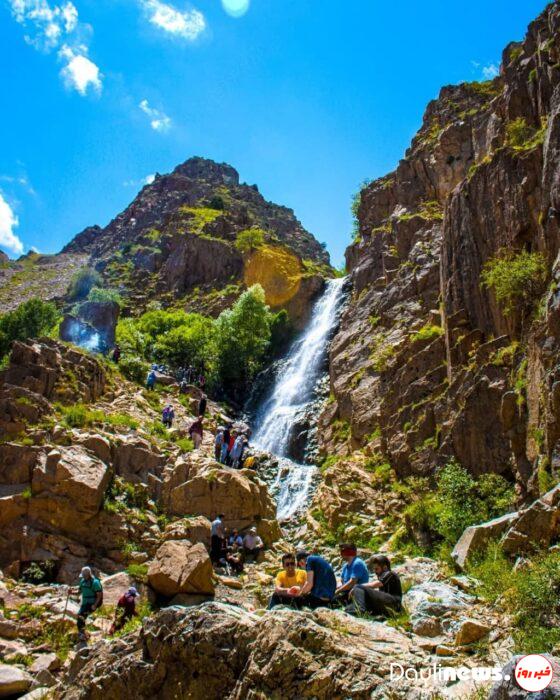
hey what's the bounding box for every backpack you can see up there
[162,406,171,421]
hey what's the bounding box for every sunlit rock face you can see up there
[323,2,560,501]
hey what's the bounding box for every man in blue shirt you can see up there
[334,543,369,606]
[292,550,336,609]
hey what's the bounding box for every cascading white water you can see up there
[252,277,346,519]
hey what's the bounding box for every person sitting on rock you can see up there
[76,566,103,640]
[228,528,243,550]
[110,586,139,634]
[162,404,175,428]
[291,551,337,610]
[188,416,204,449]
[242,527,264,561]
[345,555,402,618]
[211,514,226,563]
[225,546,244,575]
[334,543,369,606]
[268,553,307,609]
[146,369,156,391]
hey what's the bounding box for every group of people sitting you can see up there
[210,515,265,572]
[268,545,402,618]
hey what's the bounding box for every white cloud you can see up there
[9,0,79,51]
[59,44,102,95]
[8,0,102,96]
[139,99,171,132]
[0,173,36,196]
[140,0,206,40]
[123,173,157,187]
[482,63,500,80]
[0,194,24,256]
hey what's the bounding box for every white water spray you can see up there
[253,277,346,519]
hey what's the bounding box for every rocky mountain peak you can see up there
[171,156,240,186]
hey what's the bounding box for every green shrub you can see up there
[175,437,194,452]
[410,324,443,343]
[0,299,59,359]
[403,461,515,551]
[480,249,547,317]
[57,403,103,428]
[67,268,102,300]
[87,287,123,306]
[505,116,548,151]
[468,545,560,653]
[118,355,149,384]
[235,227,266,253]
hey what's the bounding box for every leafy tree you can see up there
[235,228,266,253]
[67,268,102,300]
[154,314,216,369]
[0,299,59,359]
[115,318,147,357]
[214,284,271,393]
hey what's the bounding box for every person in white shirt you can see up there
[210,514,225,563]
[242,527,264,561]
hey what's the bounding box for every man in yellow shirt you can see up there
[267,553,307,609]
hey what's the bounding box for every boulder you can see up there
[99,572,137,607]
[29,653,60,674]
[113,437,165,483]
[148,540,214,597]
[30,446,110,532]
[451,511,518,568]
[404,582,474,619]
[0,664,32,698]
[454,618,491,645]
[56,603,421,698]
[411,616,442,637]
[501,486,560,555]
[162,517,212,549]
[165,461,278,542]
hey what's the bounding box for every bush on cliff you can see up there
[0,298,59,359]
[480,249,547,318]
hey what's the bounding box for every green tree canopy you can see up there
[0,299,59,359]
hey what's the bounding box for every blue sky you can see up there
[0,0,547,266]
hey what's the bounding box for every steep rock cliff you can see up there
[323,2,560,501]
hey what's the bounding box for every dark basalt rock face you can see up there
[323,2,560,500]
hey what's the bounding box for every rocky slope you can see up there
[322,1,560,504]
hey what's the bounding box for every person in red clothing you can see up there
[189,417,204,449]
[110,587,139,633]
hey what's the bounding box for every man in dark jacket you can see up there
[345,555,402,617]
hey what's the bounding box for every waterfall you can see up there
[252,277,347,519]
